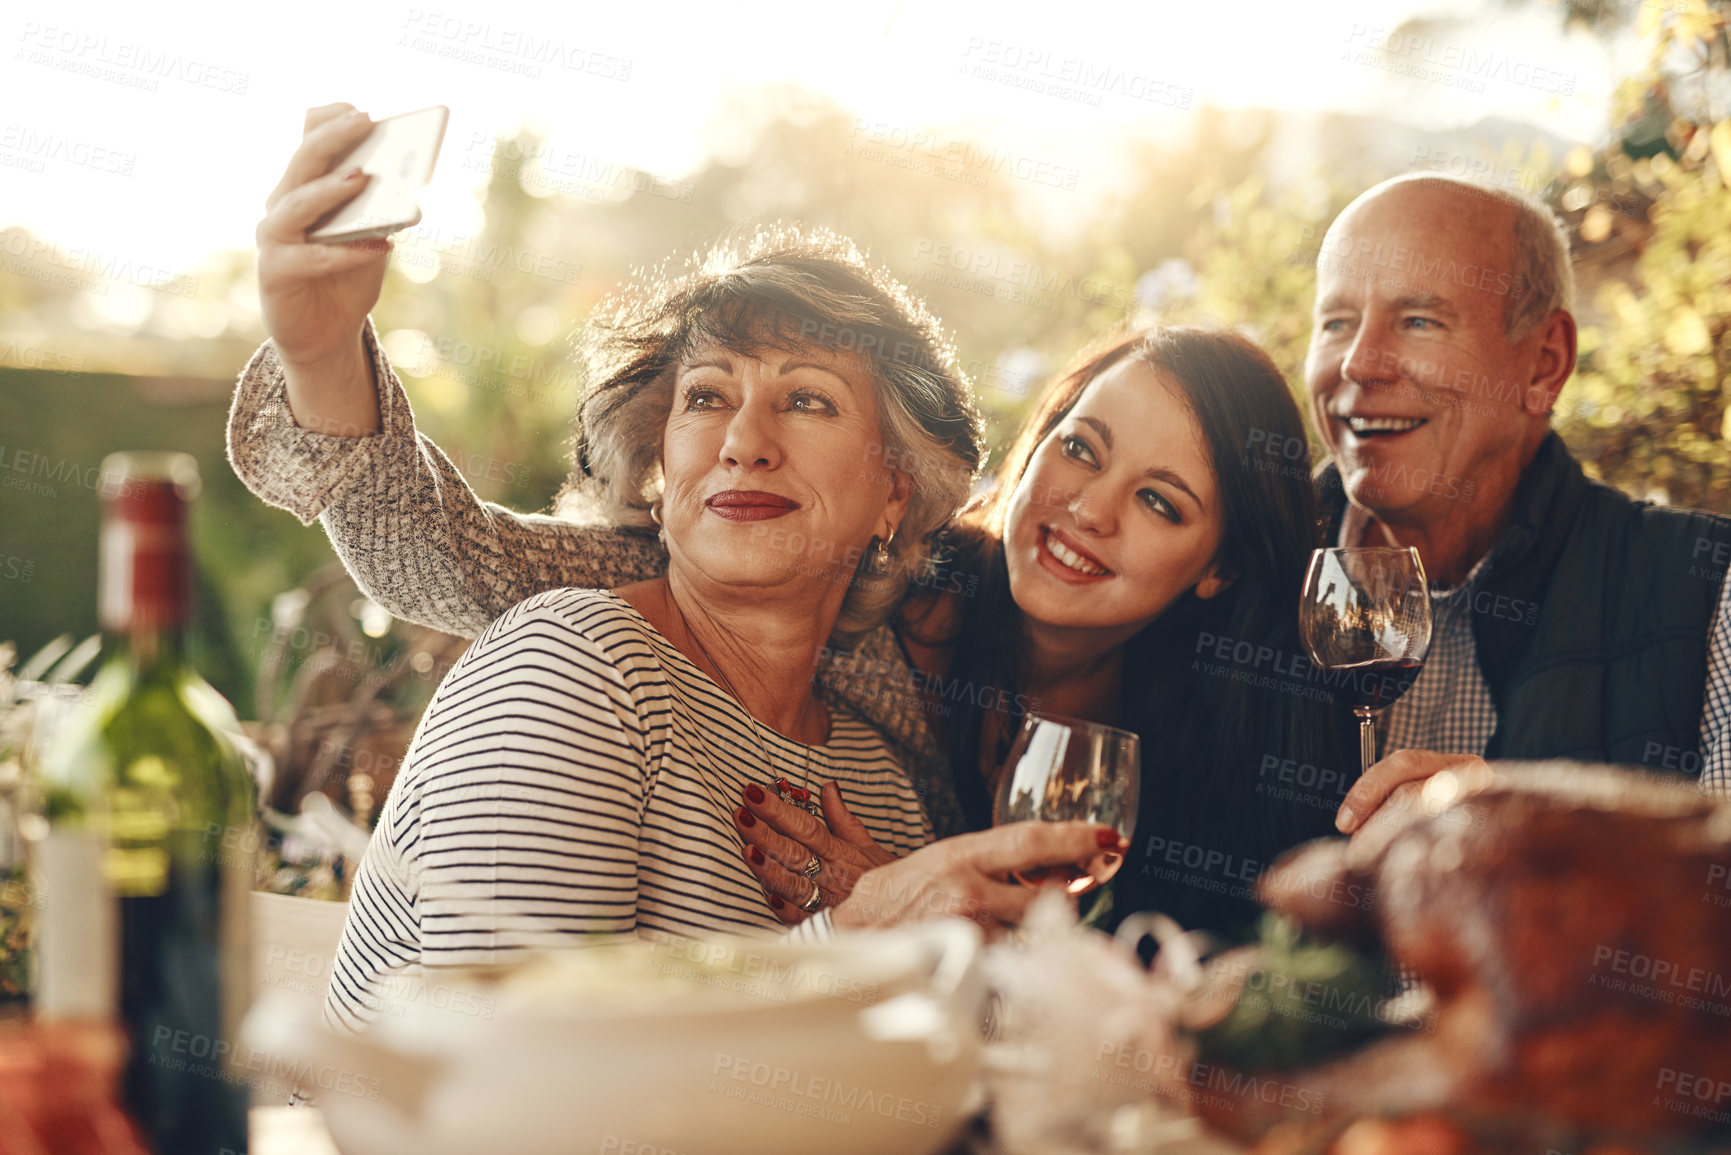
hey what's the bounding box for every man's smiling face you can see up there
[1304,179,1555,528]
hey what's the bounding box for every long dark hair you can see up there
[908,325,1345,935]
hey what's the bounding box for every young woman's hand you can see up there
[828,822,1127,936]
[256,103,398,436]
[736,781,898,924]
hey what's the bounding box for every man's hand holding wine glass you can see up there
[1334,749,1493,842]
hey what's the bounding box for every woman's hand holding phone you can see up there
[256,103,395,438]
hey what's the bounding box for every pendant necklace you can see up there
[676,605,825,818]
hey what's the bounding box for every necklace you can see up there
[672,599,826,818]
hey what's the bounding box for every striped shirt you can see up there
[324,588,934,1032]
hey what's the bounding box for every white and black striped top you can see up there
[324,588,934,1031]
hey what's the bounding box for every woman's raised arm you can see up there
[233,103,666,637]
[229,322,666,637]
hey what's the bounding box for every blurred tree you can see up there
[1555,0,1731,509]
[368,131,591,513]
[1153,173,1344,429]
[362,90,1292,481]
[366,94,1123,479]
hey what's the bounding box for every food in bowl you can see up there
[245,919,985,1155]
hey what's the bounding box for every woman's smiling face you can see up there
[658,341,907,597]
[1003,357,1228,635]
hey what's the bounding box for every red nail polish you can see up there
[1096,828,1124,850]
[744,783,766,804]
[736,807,755,828]
[769,895,785,909]
[749,847,765,865]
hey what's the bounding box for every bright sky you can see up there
[0,0,1624,278]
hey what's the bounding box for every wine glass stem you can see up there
[1357,709,1377,775]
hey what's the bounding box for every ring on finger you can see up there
[799,852,822,881]
[798,879,823,913]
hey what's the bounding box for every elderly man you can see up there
[1304,174,1731,834]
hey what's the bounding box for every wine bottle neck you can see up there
[103,625,186,678]
[98,476,191,641]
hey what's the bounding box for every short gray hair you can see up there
[554,224,984,645]
[1500,183,1575,341]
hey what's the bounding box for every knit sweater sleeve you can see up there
[819,624,966,840]
[225,318,667,638]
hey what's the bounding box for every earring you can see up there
[864,530,895,577]
[649,501,665,547]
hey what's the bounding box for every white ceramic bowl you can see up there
[244,920,985,1155]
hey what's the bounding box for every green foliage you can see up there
[1191,914,1397,1073]
[1188,178,1329,388]
[1554,0,1731,511]
[1563,155,1731,510]
[1157,174,1343,446]
[1553,0,1731,508]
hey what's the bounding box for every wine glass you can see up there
[1299,547,1433,776]
[992,713,1140,895]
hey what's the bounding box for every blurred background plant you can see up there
[1550,0,1731,509]
[0,639,101,1005]
[247,564,470,899]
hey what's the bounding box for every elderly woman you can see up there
[240,105,1113,1030]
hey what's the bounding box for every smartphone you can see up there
[307,105,449,244]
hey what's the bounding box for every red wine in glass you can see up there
[1300,548,1434,776]
[993,713,1139,897]
[1336,656,1425,713]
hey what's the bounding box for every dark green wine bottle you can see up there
[35,452,254,1155]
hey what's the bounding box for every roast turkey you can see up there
[1193,762,1731,1155]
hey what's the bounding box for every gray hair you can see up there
[1368,173,1575,341]
[554,224,984,645]
[1499,182,1575,341]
